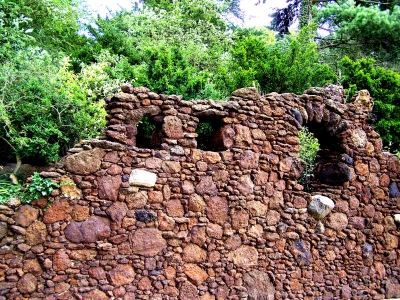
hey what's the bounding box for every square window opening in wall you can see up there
[135,116,163,149]
[195,117,227,151]
[299,124,351,192]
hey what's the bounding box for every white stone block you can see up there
[129,169,157,188]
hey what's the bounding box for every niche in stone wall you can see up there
[306,120,353,189]
[135,115,163,149]
[195,117,226,151]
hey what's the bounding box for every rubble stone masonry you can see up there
[0,84,399,299]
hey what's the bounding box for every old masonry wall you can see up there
[0,84,400,300]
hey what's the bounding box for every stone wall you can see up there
[1,84,399,300]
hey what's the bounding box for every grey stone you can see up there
[308,195,334,220]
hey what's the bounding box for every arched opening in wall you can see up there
[136,116,163,149]
[195,117,226,151]
[301,121,352,191]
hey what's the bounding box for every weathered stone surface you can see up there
[129,169,157,187]
[88,267,106,280]
[53,249,71,271]
[203,151,221,164]
[60,180,82,200]
[135,209,156,223]
[179,281,198,300]
[246,201,267,217]
[71,205,89,221]
[231,208,249,229]
[97,175,122,201]
[308,195,334,220]
[162,160,182,173]
[233,124,253,147]
[351,128,368,148]
[126,190,148,209]
[386,279,400,298]
[64,216,110,243]
[196,176,218,196]
[291,239,313,266]
[107,264,135,286]
[237,175,254,195]
[206,223,223,239]
[181,180,195,194]
[225,234,242,250]
[228,245,258,269]
[162,116,184,139]
[206,196,229,225]
[326,213,348,231]
[190,226,206,246]
[17,273,37,294]
[26,221,47,245]
[289,157,306,180]
[232,87,260,100]
[83,289,109,300]
[352,89,373,110]
[43,199,70,223]
[14,205,38,227]
[70,249,97,261]
[106,202,128,223]
[243,270,275,300]
[183,263,208,285]
[384,233,399,250]
[0,221,7,240]
[188,194,206,212]
[166,200,184,217]
[65,148,105,175]
[182,243,207,263]
[239,150,259,169]
[158,213,175,231]
[23,259,43,276]
[131,228,167,256]
[145,157,162,169]
[266,210,280,226]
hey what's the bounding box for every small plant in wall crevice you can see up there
[21,172,57,204]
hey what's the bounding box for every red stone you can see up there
[182,243,207,263]
[206,196,228,225]
[97,175,122,201]
[17,273,37,294]
[14,205,38,227]
[130,228,167,256]
[196,176,218,196]
[107,264,135,286]
[53,250,71,271]
[43,199,71,224]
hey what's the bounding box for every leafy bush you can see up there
[0,175,21,204]
[21,172,56,204]
[298,127,320,191]
[340,56,400,151]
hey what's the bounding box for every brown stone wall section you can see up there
[0,84,399,300]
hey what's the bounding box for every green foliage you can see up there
[136,116,156,148]
[0,175,21,204]
[230,25,336,94]
[0,48,122,164]
[21,172,56,204]
[0,0,86,55]
[85,0,234,99]
[298,127,320,191]
[196,122,214,150]
[340,56,400,151]
[317,0,400,68]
